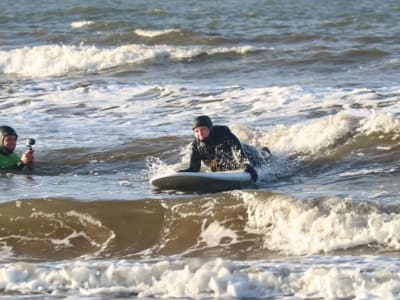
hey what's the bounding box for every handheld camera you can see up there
[26,138,35,151]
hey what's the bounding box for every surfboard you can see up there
[150,171,252,192]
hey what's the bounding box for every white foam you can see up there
[0,257,399,298]
[234,110,400,160]
[70,21,94,29]
[0,243,14,260]
[200,221,238,247]
[358,111,400,136]
[258,112,356,156]
[134,28,180,38]
[297,264,400,299]
[146,156,178,178]
[0,44,260,78]
[243,192,400,255]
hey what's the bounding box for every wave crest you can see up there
[0,44,259,78]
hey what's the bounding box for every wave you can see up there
[0,44,261,78]
[1,192,400,260]
[0,255,399,299]
[233,111,400,159]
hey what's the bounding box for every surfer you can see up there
[178,115,270,182]
[0,126,34,170]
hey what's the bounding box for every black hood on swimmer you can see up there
[192,116,213,131]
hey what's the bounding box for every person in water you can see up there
[179,115,270,182]
[0,126,34,170]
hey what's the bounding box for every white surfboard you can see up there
[150,171,252,192]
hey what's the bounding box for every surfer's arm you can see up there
[225,130,258,181]
[236,142,258,182]
[225,130,250,165]
[178,143,201,172]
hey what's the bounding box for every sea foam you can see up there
[243,192,400,255]
[0,44,259,78]
[0,257,398,298]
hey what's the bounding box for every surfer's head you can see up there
[0,125,18,154]
[193,116,213,131]
[193,115,213,141]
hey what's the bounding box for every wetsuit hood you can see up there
[192,116,213,131]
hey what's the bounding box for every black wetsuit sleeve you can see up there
[178,141,202,172]
[224,128,248,162]
[231,134,246,158]
[224,128,258,181]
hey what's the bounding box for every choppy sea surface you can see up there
[1,0,400,298]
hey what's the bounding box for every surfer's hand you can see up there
[245,164,258,182]
[21,149,34,169]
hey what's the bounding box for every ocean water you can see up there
[1,0,400,298]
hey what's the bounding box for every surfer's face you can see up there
[3,135,17,152]
[194,126,210,141]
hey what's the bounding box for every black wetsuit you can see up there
[180,126,258,177]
